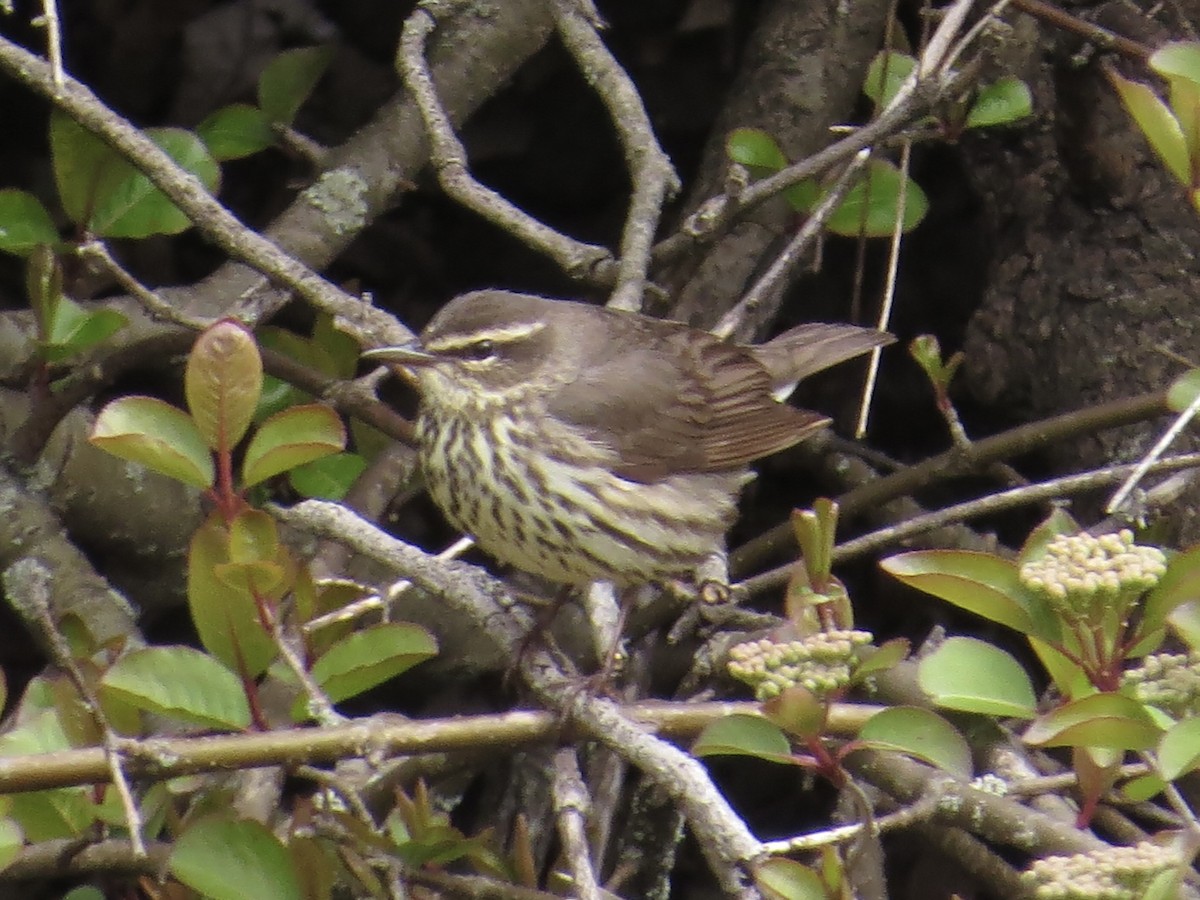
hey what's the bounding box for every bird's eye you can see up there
[466,339,496,361]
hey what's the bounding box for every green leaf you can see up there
[881,550,1053,639]
[0,712,94,841]
[0,818,22,872]
[1028,636,1092,701]
[965,77,1033,128]
[1166,368,1200,411]
[257,46,334,126]
[822,159,928,236]
[692,714,796,765]
[851,637,910,683]
[1109,69,1190,186]
[288,451,367,500]
[241,404,346,488]
[90,396,214,489]
[42,298,127,362]
[0,189,59,255]
[171,817,302,900]
[725,127,787,174]
[100,646,250,731]
[1153,43,1200,159]
[918,637,1037,718]
[50,112,117,225]
[1118,771,1165,802]
[862,51,916,108]
[87,128,221,238]
[1023,693,1162,750]
[856,707,973,779]
[1158,716,1200,779]
[187,514,278,678]
[1142,544,1200,634]
[25,245,62,340]
[294,623,437,719]
[197,103,276,160]
[754,857,828,900]
[186,319,263,453]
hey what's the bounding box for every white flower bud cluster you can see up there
[1019,531,1166,620]
[1021,841,1178,899]
[728,630,873,701]
[1121,651,1200,718]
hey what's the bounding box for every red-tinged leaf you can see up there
[855,707,972,779]
[241,404,346,488]
[762,686,827,740]
[90,396,214,489]
[692,714,795,765]
[186,320,262,453]
[171,817,302,900]
[227,508,281,565]
[100,646,250,731]
[1023,693,1162,750]
[187,515,277,678]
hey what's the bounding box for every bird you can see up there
[364,290,893,594]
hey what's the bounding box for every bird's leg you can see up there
[667,550,748,606]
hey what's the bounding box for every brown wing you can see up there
[546,314,828,483]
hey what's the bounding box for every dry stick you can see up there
[731,389,1170,575]
[33,0,63,94]
[275,500,763,897]
[397,6,612,283]
[78,241,210,330]
[712,148,872,340]
[552,749,602,900]
[551,0,680,312]
[2,559,145,857]
[1008,0,1152,61]
[0,839,170,883]
[741,451,1200,596]
[0,699,878,794]
[0,37,380,337]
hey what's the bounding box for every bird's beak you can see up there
[362,343,437,367]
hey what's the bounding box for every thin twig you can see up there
[77,241,210,330]
[1107,388,1200,515]
[740,451,1200,595]
[552,748,602,900]
[713,149,872,340]
[2,559,145,857]
[397,6,612,282]
[551,0,680,311]
[34,0,64,95]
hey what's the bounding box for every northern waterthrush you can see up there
[365,291,892,590]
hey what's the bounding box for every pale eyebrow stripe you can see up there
[426,321,546,352]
